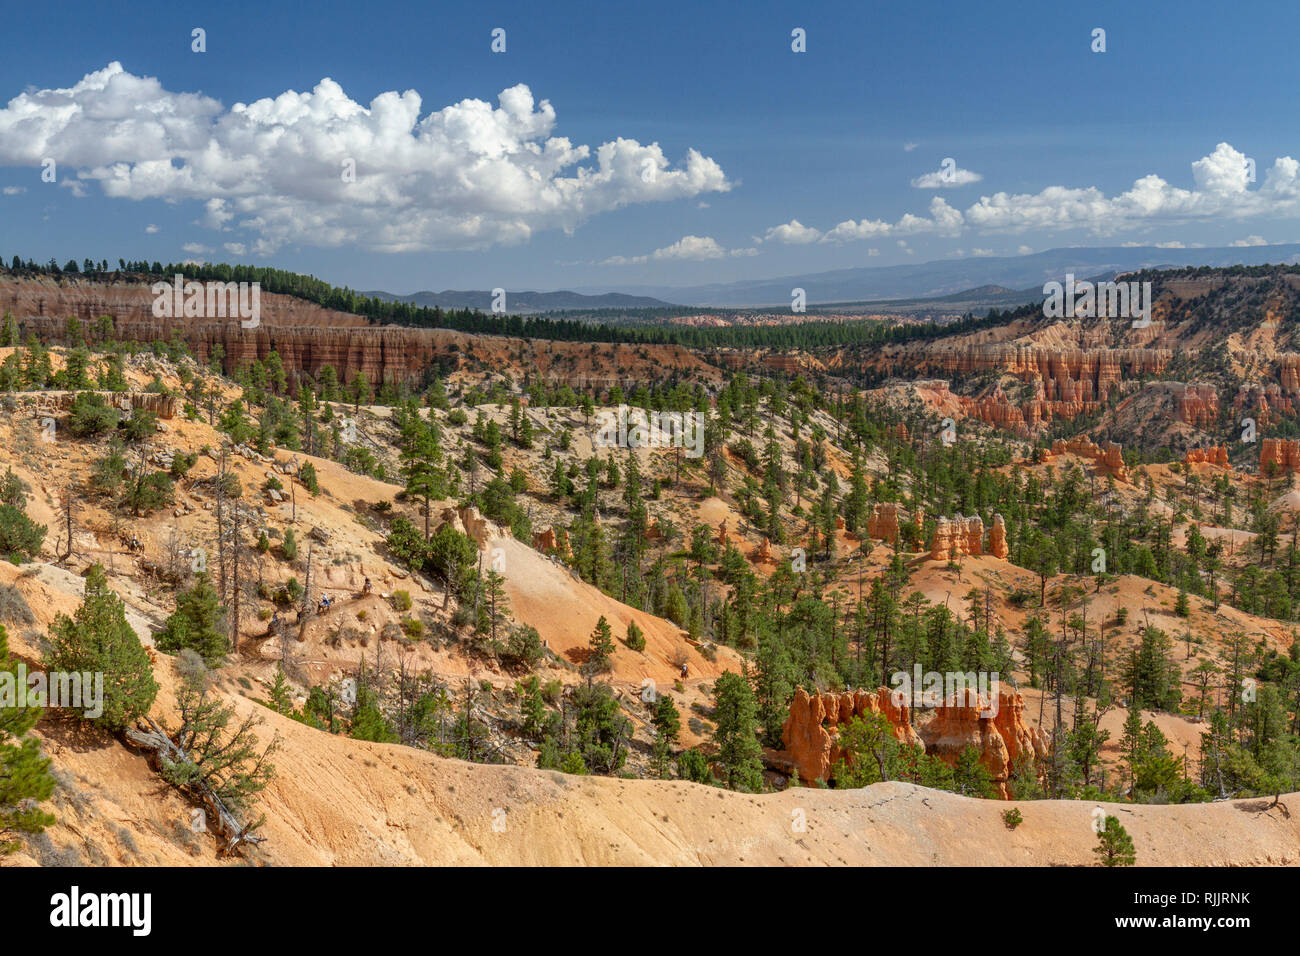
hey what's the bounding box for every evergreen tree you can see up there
[710,672,765,791]
[585,615,615,674]
[0,624,55,853]
[45,564,158,731]
[1093,815,1137,866]
[156,571,228,666]
[651,693,681,779]
[401,418,450,538]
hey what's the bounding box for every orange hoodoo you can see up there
[1184,446,1229,468]
[1260,438,1300,474]
[779,686,1049,798]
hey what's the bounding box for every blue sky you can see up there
[2,0,1299,294]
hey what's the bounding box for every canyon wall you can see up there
[0,277,722,393]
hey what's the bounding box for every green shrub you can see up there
[298,461,319,495]
[67,392,119,437]
[625,621,646,653]
[0,505,45,563]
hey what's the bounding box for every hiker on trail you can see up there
[363,577,373,596]
[680,663,689,679]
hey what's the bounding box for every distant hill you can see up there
[580,244,1300,307]
[360,289,676,313]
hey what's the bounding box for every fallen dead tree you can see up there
[123,668,278,858]
[124,716,265,857]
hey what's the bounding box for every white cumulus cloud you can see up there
[0,63,732,255]
[601,234,754,265]
[762,219,822,244]
[820,197,963,243]
[762,143,1300,247]
[911,160,983,189]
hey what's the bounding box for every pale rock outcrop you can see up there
[930,515,985,561]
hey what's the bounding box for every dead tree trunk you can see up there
[60,484,75,563]
[215,449,228,604]
[230,501,243,653]
[123,716,265,857]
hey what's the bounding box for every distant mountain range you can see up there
[359,289,674,313]
[584,244,1300,307]
[367,243,1300,313]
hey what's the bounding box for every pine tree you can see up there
[650,694,681,778]
[45,564,158,731]
[710,672,765,791]
[161,669,278,821]
[1093,815,1137,866]
[0,310,18,348]
[156,571,228,666]
[401,419,449,538]
[585,615,615,674]
[0,624,55,853]
[624,620,646,652]
[952,745,998,798]
[266,665,293,716]
[518,675,548,738]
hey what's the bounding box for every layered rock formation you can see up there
[779,687,924,784]
[1044,436,1128,481]
[27,390,178,419]
[866,503,900,542]
[1184,446,1230,468]
[856,341,1172,436]
[920,688,1049,798]
[0,276,722,395]
[1233,383,1295,427]
[930,515,984,561]
[1176,383,1220,428]
[532,527,570,558]
[1260,438,1300,474]
[988,514,1009,559]
[440,505,499,548]
[927,344,1169,392]
[780,686,1048,798]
